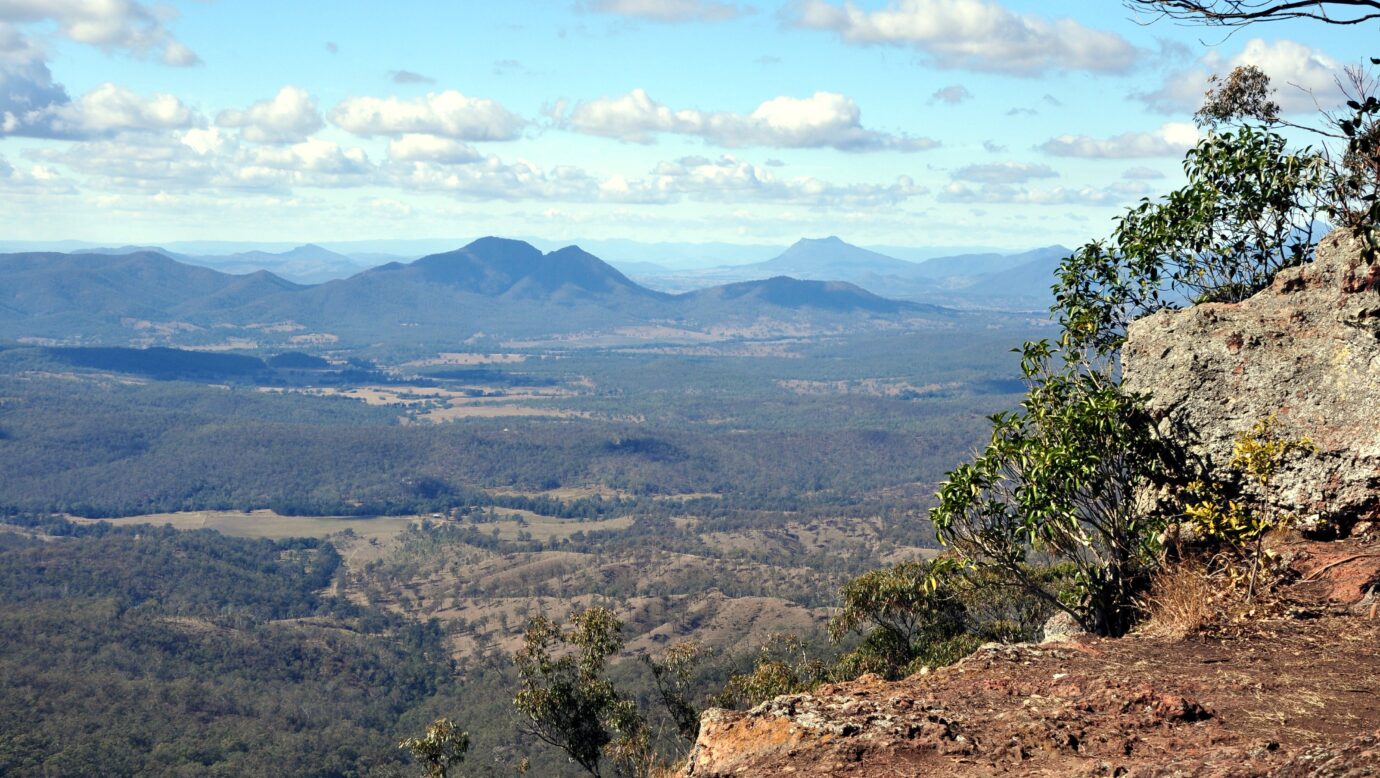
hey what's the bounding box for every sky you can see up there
[0,0,1374,250]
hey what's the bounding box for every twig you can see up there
[1300,554,1380,581]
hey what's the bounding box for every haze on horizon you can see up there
[0,0,1370,249]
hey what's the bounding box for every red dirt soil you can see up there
[685,535,1380,777]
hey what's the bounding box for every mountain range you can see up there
[627,237,1071,308]
[0,238,954,349]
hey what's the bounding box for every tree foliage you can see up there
[643,641,713,746]
[827,559,972,679]
[400,718,471,778]
[513,608,646,777]
[1055,127,1326,353]
[929,341,1170,636]
[713,634,833,710]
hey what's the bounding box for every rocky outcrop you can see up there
[1123,230,1380,533]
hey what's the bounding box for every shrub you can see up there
[827,559,971,680]
[1056,127,1326,353]
[398,718,470,778]
[713,634,832,710]
[930,340,1170,636]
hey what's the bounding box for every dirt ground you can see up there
[687,534,1380,777]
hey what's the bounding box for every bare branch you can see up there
[1125,0,1380,26]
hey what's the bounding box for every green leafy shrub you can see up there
[1056,127,1326,353]
[930,340,1170,636]
[827,559,972,680]
[399,717,470,778]
[1179,415,1316,598]
[713,634,832,709]
[513,608,647,777]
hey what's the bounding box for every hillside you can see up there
[749,236,925,278]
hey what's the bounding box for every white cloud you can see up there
[1140,39,1345,115]
[0,22,69,137]
[0,151,72,193]
[389,156,599,201]
[554,89,938,151]
[624,154,927,206]
[786,0,1140,75]
[386,134,483,164]
[579,0,747,22]
[387,151,925,207]
[952,161,1057,184]
[1039,122,1199,159]
[939,180,1148,206]
[34,129,376,192]
[216,86,324,144]
[1122,165,1165,180]
[329,90,526,140]
[37,82,198,138]
[0,0,199,66]
[234,138,373,188]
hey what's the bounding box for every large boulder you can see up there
[1122,230,1380,533]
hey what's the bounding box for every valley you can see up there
[0,271,1041,774]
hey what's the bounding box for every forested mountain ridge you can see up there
[0,239,952,347]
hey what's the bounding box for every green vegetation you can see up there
[1181,416,1317,597]
[513,608,650,777]
[398,718,471,778]
[828,560,971,679]
[0,521,459,776]
[1055,126,1325,354]
[930,340,1168,635]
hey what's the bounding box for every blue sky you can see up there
[0,0,1372,250]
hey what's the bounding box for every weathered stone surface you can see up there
[1123,230,1380,533]
[1040,610,1086,643]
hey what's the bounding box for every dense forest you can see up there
[0,520,462,776]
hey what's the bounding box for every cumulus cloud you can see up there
[952,161,1058,184]
[216,86,323,144]
[0,23,70,136]
[1039,122,1199,159]
[388,150,925,207]
[1140,39,1345,115]
[578,0,748,22]
[0,0,199,65]
[34,128,376,192]
[6,82,197,139]
[628,154,926,205]
[0,151,71,193]
[330,90,526,140]
[785,0,1140,75]
[386,134,483,164]
[553,88,938,151]
[929,84,972,104]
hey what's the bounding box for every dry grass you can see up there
[1141,560,1218,639]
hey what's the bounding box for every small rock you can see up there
[1042,611,1087,643]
